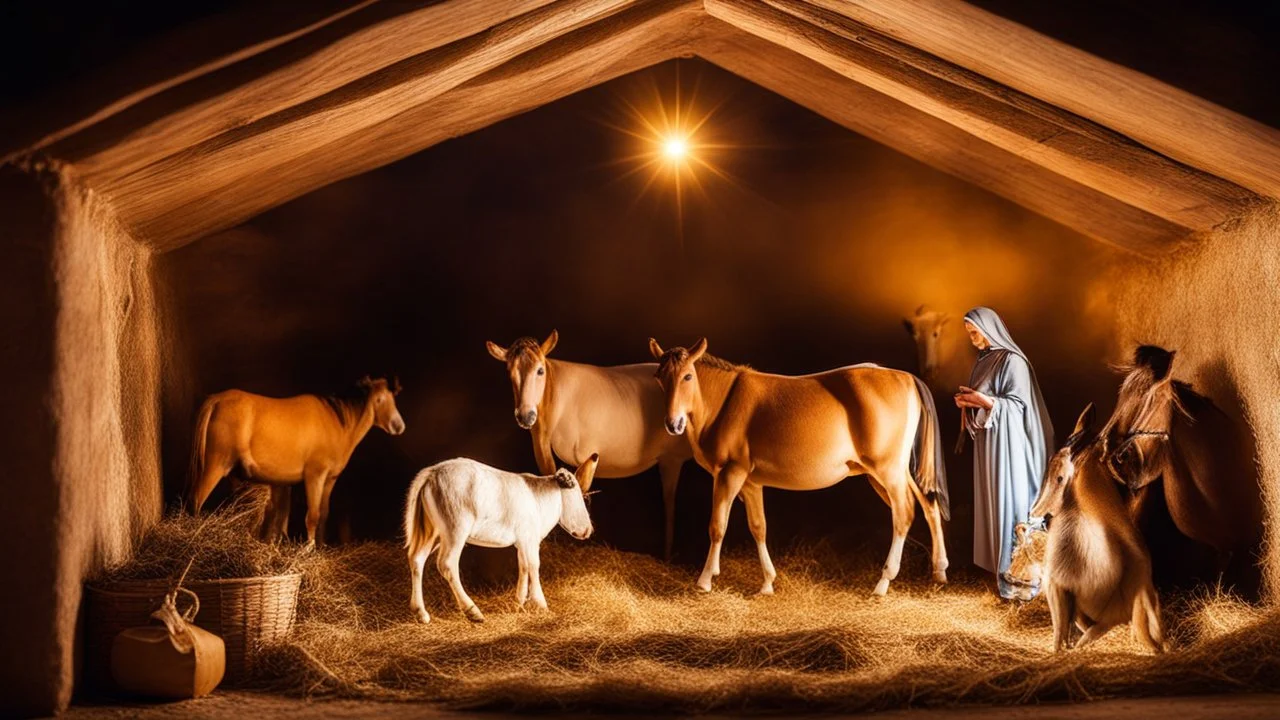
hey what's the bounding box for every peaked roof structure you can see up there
[6,0,1278,255]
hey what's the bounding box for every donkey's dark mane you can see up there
[323,383,373,427]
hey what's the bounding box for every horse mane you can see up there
[658,348,750,375]
[323,382,373,427]
[697,353,751,372]
[505,336,542,359]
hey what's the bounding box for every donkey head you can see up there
[486,330,558,430]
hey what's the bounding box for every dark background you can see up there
[4,1,1275,572]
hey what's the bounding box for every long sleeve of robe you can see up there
[967,350,1046,598]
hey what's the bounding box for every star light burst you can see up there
[603,69,742,241]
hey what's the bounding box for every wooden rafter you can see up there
[4,0,1273,254]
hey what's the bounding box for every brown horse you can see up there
[487,331,692,561]
[1101,346,1262,585]
[649,338,949,596]
[189,377,405,550]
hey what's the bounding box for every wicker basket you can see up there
[85,574,301,691]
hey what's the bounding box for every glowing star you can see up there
[662,136,689,161]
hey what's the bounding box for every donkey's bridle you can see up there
[1105,428,1171,486]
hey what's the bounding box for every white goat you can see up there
[404,454,597,623]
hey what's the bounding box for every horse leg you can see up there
[659,456,683,563]
[1048,584,1075,652]
[698,464,749,592]
[262,485,291,543]
[907,481,949,584]
[437,531,484,622]
[301,469,328,553]
[1131,587,1165,654]
[873,474,915,596]
[408,530,438,624]
[1074,621,1116,649]
[317,476,338,547]
[740,483,776,595]
[190,453,233,516]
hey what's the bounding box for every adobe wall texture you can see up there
[1112,203,1280,597]
[0,161,162,715]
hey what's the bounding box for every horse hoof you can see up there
[695,579,713,593]
[300,542,316,556]
[416,609,431,624]
[872,578,890,596]
[934,569,948,584]
[755,586,775,597]
[465,605,485,623]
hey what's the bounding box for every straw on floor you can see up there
[100,509,1279,712]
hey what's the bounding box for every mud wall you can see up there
[0,162,162,715]
[1112,203,1280,597]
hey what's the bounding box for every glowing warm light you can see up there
[662,136,689,161]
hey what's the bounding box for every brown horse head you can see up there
[649,337,707,436]
[1031,403,1097,519]
[486,330,558,429]
[359,376,405,435]
[902,304,950,384]
[1101,345,1187,490]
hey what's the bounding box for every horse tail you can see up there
[910,374,950,521]
[188,396,217,512]
[404,470,435,558]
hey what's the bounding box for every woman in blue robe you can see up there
[954,307,1053,600]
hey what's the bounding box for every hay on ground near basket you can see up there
[237,536,1280,712]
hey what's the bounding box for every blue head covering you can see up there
[963,307,1054,454]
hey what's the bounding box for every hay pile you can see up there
[91,492,305,583]
[235,533,1280,712]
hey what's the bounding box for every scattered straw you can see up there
[227,535,1280,712]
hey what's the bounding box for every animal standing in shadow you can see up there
[649,338,949,596]
[487,331,692,561]
[189,377,405,550]
[1032,404,1164,653]
[1101,346,1262,587]
[404,454,598,623]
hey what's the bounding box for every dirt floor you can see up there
[61,691,1280,719]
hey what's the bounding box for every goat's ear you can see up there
[486,341,507,362]
[689,337,708,363]
[648,337,664,359]
[576,452,600,492]
[540,329,559,356]
[1071,403,1096,440]
[902,319,915,336]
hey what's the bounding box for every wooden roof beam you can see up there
[705,0,1262,233]
[694,20,1187,257]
